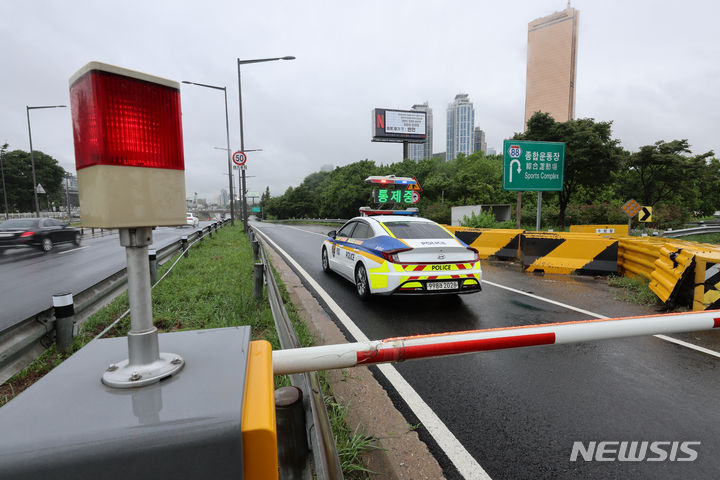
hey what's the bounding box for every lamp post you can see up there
[64,173,72,219]
[181,81,235,226]
[0,143,8,219]
[237,55,295,232]
[26,105,66,217]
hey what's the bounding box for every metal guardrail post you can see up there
[148,249,158,285]
[197,229,203,242]
[275,386,309,479]
[53,293,75,354]
[254,263,264,301]
[252,239,260,262]
[181,236,188,258]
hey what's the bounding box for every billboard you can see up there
[372,108,426,143]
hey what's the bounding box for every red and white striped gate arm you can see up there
[272,310,720,375]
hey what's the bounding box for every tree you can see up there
[0,148,66,213]
[620,140,713,208]
[514,112,624,228]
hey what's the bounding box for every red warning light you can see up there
[70,68,184,171]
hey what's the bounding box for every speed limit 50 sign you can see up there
[232,151,247,166]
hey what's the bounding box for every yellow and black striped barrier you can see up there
[693,251,720,310]
[521,232,618,274]
[444,226,523,260]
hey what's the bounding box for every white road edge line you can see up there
[57,246,90,255]
[254,225,491,480]
[484,280,720,359]
[274,223,720,359]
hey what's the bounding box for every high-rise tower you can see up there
[446,94,475,161]
[524,6,579,126]
[407,102,433,161]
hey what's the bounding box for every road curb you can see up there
[263,241,446,479]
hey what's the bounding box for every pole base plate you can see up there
[102,353,184,389]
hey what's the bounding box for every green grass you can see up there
[0,225,376,475]
[680,233,720,244]
[607,275,662,306]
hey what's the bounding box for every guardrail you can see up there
[252,227,343,480]
[661,225,720,238]
[0,220,230,383]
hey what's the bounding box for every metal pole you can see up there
[275,386,310,479]
[516,192,522,229]
[237,60,248,233]
[53,292,75,354]
[0,144,8,219]
[253,263,264,301]
[26,107,40,217]
[102,228,184,389]
[223,88,236,227]
[65,175,71,219]
[536,191,542,231]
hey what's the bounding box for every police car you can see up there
[321,207,482,299]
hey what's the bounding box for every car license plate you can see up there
[427,281,457,291]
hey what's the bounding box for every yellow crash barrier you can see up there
[693,251,720,311]
[242,340,278,480]
[443,226,523,259]
[521,232,618,274]
[570,224,629,235]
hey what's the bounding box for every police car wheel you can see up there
[321,247,330,273]
[355,264,370,300]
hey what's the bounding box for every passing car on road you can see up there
[0,218,81,253]
[321,210,482,299]
[186,213,199,227]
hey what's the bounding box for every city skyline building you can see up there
[524,5,579,126]
[473,127,487,154]
[446,93,475,161]
[407,102,433,162]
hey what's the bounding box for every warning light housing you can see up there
[69,62,187,228]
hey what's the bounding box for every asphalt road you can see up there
[0,222,211,332]
[253,220,720,480]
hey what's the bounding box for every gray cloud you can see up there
[1,0,717,203]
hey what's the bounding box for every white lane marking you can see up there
[275,223,329,238]
[268,226,720,359]
[484,280,720,359]
[57,246,90,255]
[254,226,491,480]
[654,334,720,359]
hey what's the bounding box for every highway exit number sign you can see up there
[502,140,565,191]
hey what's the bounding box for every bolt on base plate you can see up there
[102,354,184,388]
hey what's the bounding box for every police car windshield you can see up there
[381,221,453,239]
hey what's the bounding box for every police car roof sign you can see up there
[69,61,186,228]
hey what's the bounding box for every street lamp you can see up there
[181,80,235,226]
[26,105,66,216]
[0,143,8,219]
[237,55,295,232]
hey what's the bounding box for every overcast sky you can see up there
[1,0,718,203]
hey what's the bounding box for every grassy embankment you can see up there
[0,225,376,477]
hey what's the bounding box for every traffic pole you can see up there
[272,310,720,375]
[53,293,75,354]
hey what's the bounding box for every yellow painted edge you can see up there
[242,340,278,480]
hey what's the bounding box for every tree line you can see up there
[0,144,67,214]
[261,112,717,229]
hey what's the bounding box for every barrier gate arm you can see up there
[272,310,720,375]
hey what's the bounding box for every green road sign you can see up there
[251,206,261,213]
[502,140,565,191]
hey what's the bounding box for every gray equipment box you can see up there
[0,326,251,479]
